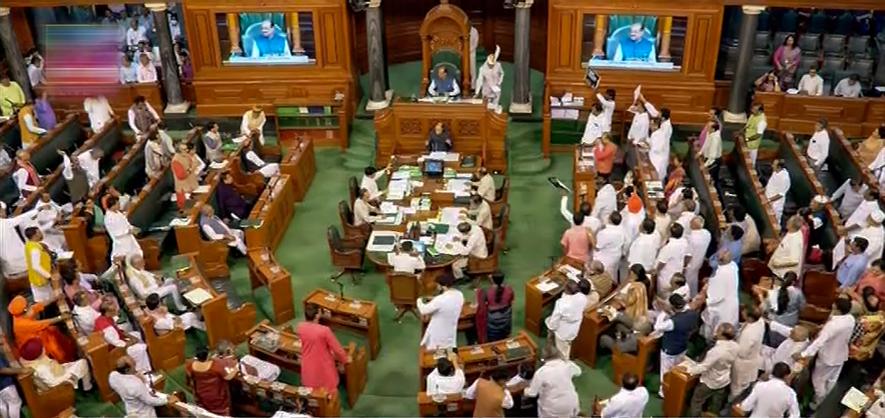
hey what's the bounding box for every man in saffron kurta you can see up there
[295,304,349,393]
[171,143,200,210]
[8,296,77,363]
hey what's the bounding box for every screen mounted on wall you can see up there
[582,15,687,71]
[215,12,316,65]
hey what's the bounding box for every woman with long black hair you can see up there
[475,271,514,343]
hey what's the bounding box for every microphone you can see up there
[337,280,345,299]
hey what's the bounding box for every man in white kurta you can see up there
[797,298,856,407]
[109,359,171,418]
[474,46,504,110]
[594,214,626,282]
[806,120,830,170]
[844,190,880,230]
[763,323,809,373]
[596,89,616,134]
[545,281,588,359]
[701,250,739,340]
[626,98,658,150]
[768,218,804,278]
[730,307,765,399]
[0,205,37,277]
[627,219,660,272]
[737,362,801,418]
[765,160,791,225]
[353,190,379,227]
[105,201,143,260]
[581,106,604,145]
[417,276,464,350]
[525,346,581,418]
[601,372,649,418]
[591,183,618,221]
[655,223,689,298]
[686,216,711,297]
[360,166,388,201]
[473,168,496,202]
[452,223,487,280]
[830,179,867,219]
[833,210,885,269]
[648,121,670,180]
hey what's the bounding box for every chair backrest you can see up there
[338,200,354,226]
[822,34,846,55]
[750,53,770,67]
[753,32,771,52]
[495,204,509,228]
[797,55,819,74]
[495,177,510,202]
[798,33,821,52]
[847,35,870,55]
[848,59,875,80]
[802,270,838,310]
[348,176,359,206]
[386,272,420,304]
[327,225,343,252]
[773,32,792,49]
[820,56,846,77]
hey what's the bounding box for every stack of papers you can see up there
[447,179,472,195]
[184,288,213,305]
[842,387,871,412]
[440,207,465,226]
[535,280,559,293]
[558,264,582,282]
[379,201,399,215]
[386,179,410,201]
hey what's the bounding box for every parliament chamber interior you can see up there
[1,0,885,416]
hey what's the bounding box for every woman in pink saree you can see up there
[773,34,800,88]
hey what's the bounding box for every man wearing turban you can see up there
[8,296,77,363]
[18,338,92,392]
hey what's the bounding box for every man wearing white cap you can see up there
[474,45,504,111]
[833,209,885,269]
[764,160,791,226]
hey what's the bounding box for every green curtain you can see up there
[608,15,658,35]
[238,12,286,35]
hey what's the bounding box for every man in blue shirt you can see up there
[0,354,24,418]
[709,224,745,270]
[837,237,870,288]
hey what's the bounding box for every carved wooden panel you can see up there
[456,120,481,137]
[551,8,577,72]
[189,9,220,72]
[399,118,424,135]
[687,15,714,76]
[320,10,343,68]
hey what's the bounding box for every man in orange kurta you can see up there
[7,296,77,363]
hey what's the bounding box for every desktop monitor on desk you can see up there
[423,159,445,178]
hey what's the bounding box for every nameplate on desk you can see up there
[470,346,485,355]
[505,341,521,350]
[324,294,337,302]
[534,279,559,293]
[349,301,363,309]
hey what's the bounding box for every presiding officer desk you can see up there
[246,320,369,408]
[374,99,509,173]
[417,330,537,391]
[304,288,381,360]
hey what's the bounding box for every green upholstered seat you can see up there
[110,151,148,196]
[431,50,462,75]
[0,177,19,208]
[1,123,21,151]
[728,148,775,240]
[31,120,82,174]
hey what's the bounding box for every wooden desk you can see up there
[246,320,368,408]
[279,138,316,202]
[247,248,296,325]
[36,82,164,121]
[523,257,583,336]
[230,375,341,417]
[417,331,537,391]
[374,100,509,173]
[0,324,75,418]
[176,253,257,348]
[753,92,884,137]
[662,366,699,417]
[245,175,296,251]
[833,128,882,194]
[417,392,476,417]
[304,289,381,360]
[420,303,477,338]
[573,146,597,213]
[571,310,611,368]
[687,142,727,238]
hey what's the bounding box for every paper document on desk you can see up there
[440,207,465,225]
[443,153,460,162]
[367,231,400,252]
[391,171,411,180]
[842,387,871,412]
[193,185,211,194]
[183,288,213,305]
[375,212,403,225]
[447,179,472,194]
[558,264,582,279]
[534,280,559,293]
[434,234,464,256]
[379,201,399,215]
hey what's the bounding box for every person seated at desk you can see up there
[110,356,178,418]
[361,164,390,201]
[834,74,863,98]
[145,293,205,335]
[8,295,78,363]
[796,67,824,96]
[243,134,280,178]
[217,172,251,221]
[200,205,247,255]
[353,188,380,227]
[296,304,350,393]
[426,122,453,153]
[251,20,292,58]
[426,354,465,396]
[417,274,464,350]
[241,105,267,145]
[472,167,495,202]
[136,53,157,83]
[125,254,188,312]
[452,222,488,281]
[464,369,514,416]
[18,101,47,149]
[94,301,154,375]
[754,71,782,92]
[600,372,649,418]
[612,23,656,62]
[119,54,138,84]
[388,240,425,274]
[18,338,93,392]
[468,194,493,231]
[62,261,115,313]
[185,346,238,416]
[427,67,460,98]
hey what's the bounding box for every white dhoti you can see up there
[0,254,26,278]
[179,312,205,331]
[227,228,247,254]
[771,200,785,226]
[30,283,54,303]
[111,234,143,260]
[553,335,572,360]
[0,385,22,418]
[452,258,468,279]
[660,351,684,396]
[811,362,843,405]
[65,359,93,390]
[126,342,153,373]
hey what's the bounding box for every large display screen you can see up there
[215,12,316,65]
[582,15,687,71]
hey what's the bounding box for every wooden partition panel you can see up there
[279,138,316,201]
[374,101,508,172]
[37,83,164,120]
[247,249,295,324]
[752,92,884,137]
[687,142,727,242]
[832,128,880,193]
[732,135,781,254]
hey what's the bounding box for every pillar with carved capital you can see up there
[146,3,188,113]
[725,6,765,123]
[658,17,673,61]
[365,0,390,111]
[591,15,607,58]
[509,0,532,114]
[0,7,32,101]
